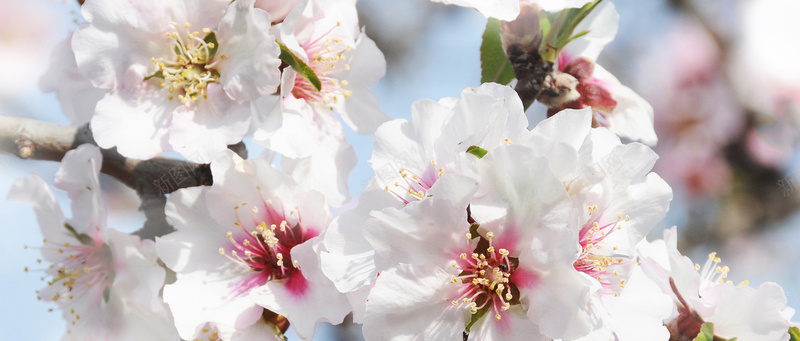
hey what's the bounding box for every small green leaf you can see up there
[143,70,164,81]
[468,223,480,238]
[466,146,488,159]
[538,0,602,63]
[480,18,515,85]
[465,303,490,333]
[693,322,715,341]
[736,279,749,287]
[789,326,800,341]
[63,223,94,246]
[103,286,112,302]
[277,41,322,91]
[539,13,552,39]
[204,32,219,60]
[565,29,590,45]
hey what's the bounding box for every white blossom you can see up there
[73,0,281,162]
[157,151,349,340]
[8,145,178,341]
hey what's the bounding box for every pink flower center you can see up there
[27,229,114,334]
[219,200,317,297]
[291,23,353,105]
[573,207,631,296]
[449,231,519,322]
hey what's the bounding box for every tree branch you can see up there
[0,114,213,239]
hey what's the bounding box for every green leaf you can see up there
[143,70,164,81]
[103,286,112,302]
[539,13,552,39]
[538,0,602,63]
[466,145,488,159]
[277,41,322,91]
[468,223,481,238]
[465,304,490,333]
[789,326,800,341]
[565,29,590,45]
[480,18,515,85]
[693,322,715,341]
[63,223,94,246]
[203,31,219,60]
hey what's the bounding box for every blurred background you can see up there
[1,0,798,339]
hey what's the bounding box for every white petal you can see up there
[216,0,282,101]
[702,282,791,341]
[54,144,106,236]
[164,269,263,340]
[169,85,251,163]
[592,64,658,145]
[561,1,619,61]
[362,264,465,341]
[91,91,173,159]
[432,0,520,21]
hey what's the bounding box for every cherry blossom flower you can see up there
[731,0,800,169]
[522,108,673,339]
[0,0,62,96]
[319,83,528,300]
[634,18,741,198]
[372,82,527,204]
[363,144,599,340]
[156,151,349,340]
[8,145,178,341]
[638,227,794,341]
[542,2,657,145]
[72,0,281,162]
[253,0,387,205]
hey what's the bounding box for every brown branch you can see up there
[0,114,214,239]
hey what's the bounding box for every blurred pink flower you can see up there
[0,0,62,96]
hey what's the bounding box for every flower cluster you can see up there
[44,0,386,205]
[8,0,798,340]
